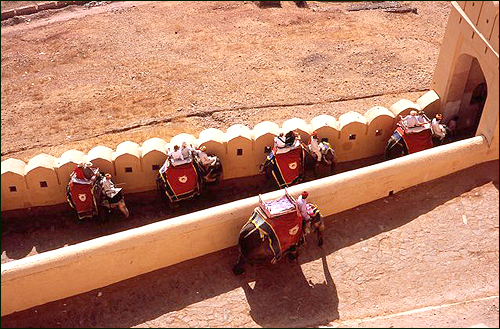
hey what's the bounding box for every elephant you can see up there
[233,202,324,276]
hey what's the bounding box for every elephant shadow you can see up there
[240,253,338,327]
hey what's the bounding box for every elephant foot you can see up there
[204,176,216,183]
[287,250,299,263]
[233,264,245,276]
[233,255,246,276]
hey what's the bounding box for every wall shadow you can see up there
[0,175,266,260]
[1,160,497,327]
[0,155,382,261]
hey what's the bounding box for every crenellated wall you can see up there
[0,91,445,212]
[2,135,497,317]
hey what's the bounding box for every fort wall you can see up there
[431,1,499,145]
[2,91,440,212]
[1,135,496,317]
[4,1,498,213]
[1,0,498,317]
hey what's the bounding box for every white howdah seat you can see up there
[275,139,302,154]
[169,157,192,167]
[401,113,432,134]
[258,189,298,218]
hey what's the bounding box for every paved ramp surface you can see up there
[1,160,498,327]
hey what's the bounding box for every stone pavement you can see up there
[1,160,498,328]
[323,296,499,327]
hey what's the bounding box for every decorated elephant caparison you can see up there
[233,190,325,276]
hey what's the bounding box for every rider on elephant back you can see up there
[72,162,95,181]
[181,142,195,161]
[274,132,286,150]
[308,131,322,162]
[101,173,123,204]
[194,146,217,177]
[273,130,301,155]
[285,130,300,147]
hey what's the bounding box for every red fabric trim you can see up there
[69,182,95,213]
[396,125,433,154]
[73,166,86,179]
[274,148,302,185]
[396,126,405,137]
[265,211,302,252]
[165,163,198,196]
[400,129,433,154]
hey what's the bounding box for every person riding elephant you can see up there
[168,145,184,162]
[195,146,217,174]
[285,130,297,147]
[431,113,449,146]
[181,142,195,161]
[274,132,286,150]
[401,110,421,128]
[297,190,315,234]
[431,113,446,139]
[102,173,121,199]
[73,162,95,181]
[308,131,322,162]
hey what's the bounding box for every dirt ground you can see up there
[1,160,498,328]
[1,1,451,162]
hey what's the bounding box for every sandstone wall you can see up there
[431,1,499,144]
[2,135,497,317]
[2,92,443,212]
[1,1,499,316]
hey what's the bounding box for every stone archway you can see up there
[442,53,487,138]
[466,82,487,135]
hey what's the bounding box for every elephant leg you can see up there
[316,228,324,246]
[233,254,246,276]
[327,153,335,174]
[313,215,325,246]
[287,246,299,263]
[98,204,110,222]
[157,180,170,207]
[118,201,130,219]
[313,162,319,177]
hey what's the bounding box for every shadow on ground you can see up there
[1,160,497,328]
[240,253,339,327]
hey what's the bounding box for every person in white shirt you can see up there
[195,146,216,170]
[102,173,121,199]
[292,130,301,147]
[181,142,194,160]
[308,131,322,162]
[401,110,419,128]
[296,191,311,221]
[431,113,446,140]
[415,111,427,126]
[274,132,286,149]
[169,145,184,162]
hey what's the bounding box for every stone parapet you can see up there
[0,92,453,212]
[1,135,494,317]
[2,90,498,212]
